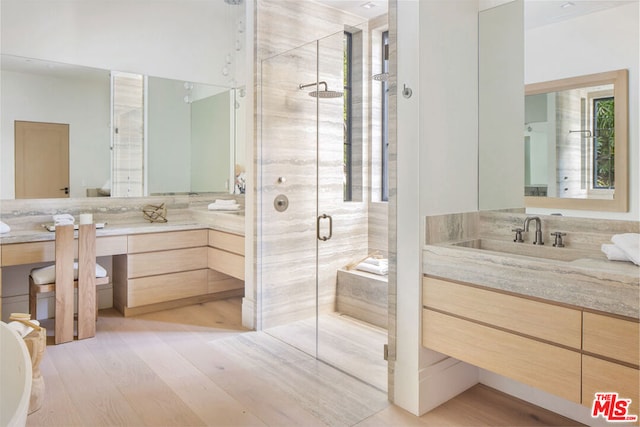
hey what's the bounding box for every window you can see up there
[381,31,389,202]
[592,96,614,189]
[343,31,353,201]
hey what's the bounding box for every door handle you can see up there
[317,214,333,241]
[60,187,69,195]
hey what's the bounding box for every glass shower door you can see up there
[259,39,320,355]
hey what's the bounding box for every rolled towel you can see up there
[7,319,40,338]
[611,233,640,266]
[355,262,388,276]
[0,221,10,233]
[53,214,75,226]
[601,244,631,262]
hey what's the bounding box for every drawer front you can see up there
[127,247,207,278]
[2,241,55,266]
[127,269,208,307]
[423,308,581,403]
[208,269,244,294]
[582,355,639,418]
[208,247,244,280]
[209,230,244,255]
[128,230,207,254]
[2,235,128,266]
[583,312,640,366]
[423,276,582,348]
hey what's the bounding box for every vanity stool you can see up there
[28,224,109,344]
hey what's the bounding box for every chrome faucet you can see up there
[523,216,544,245]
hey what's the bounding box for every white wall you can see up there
[0,70,111,198]
[0,0,244,87]
[394,0,480,415]
[525,2,640,220]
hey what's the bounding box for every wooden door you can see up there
[15,121,70,199]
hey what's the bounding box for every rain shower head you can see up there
[299,81,343,99]
[372,72,389,82]
[224,0,243,4]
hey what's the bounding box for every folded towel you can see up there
[7,319,40,338]
[362,257,388,267]
[601,244,631,262]
[355,262,388,276]
[214,199,238,205]
[53,214,75,226]
[0,221,10,233]
[208,202,240,211]
[611,233,640,266]
[30,262,108,285]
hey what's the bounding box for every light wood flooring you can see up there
[26,297,584,426]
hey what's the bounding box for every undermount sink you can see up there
[449,238,588,262]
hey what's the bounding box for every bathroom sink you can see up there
[449,238,587,262]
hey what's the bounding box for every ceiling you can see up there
[311,0,634,28]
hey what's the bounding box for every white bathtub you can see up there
[0,321,32,427]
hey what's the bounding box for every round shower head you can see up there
[372,72,389,82]
[308,89,343,99]
[299,81,343,99]
[224,0,242,4]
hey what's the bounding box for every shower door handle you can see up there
[317,214,333,241]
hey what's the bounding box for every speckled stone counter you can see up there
[423,211,640,320]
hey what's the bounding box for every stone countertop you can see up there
[423,241,640,320]
[0,208,244,245]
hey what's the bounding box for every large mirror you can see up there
[524,69,628,212]
[1,55,243,199]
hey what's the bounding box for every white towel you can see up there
[0,221,10,233]
[53,214,75,226]
[355,262,388,276]
[601,244,631,262]
[362,257,388,267]
[7,320,40,338]
[214,199,237,205]
[208,201,240,211]
[611,233,640,266]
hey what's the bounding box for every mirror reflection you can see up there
[1,55,239,199]
[525,82,615,200]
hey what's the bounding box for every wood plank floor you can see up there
[26,297,583,426]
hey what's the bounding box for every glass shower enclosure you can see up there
[259,27,386,391]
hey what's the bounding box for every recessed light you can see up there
[561,2,575,8]
[361,2,376,9]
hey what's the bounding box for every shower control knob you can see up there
[277,176,286,184]
[274,194,289,212]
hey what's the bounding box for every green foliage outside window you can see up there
[593,97,614,189]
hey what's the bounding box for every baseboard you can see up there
[242,297,256,330]
[419,356,479,414]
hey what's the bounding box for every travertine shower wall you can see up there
[254,0,372,328]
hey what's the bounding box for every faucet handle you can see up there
[512,227,524,243]
[550,231,566,248]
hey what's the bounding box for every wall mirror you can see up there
[524,69,628,212]
[1,54,244,199]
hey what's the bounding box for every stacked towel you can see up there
[208,199,241,211]
[53,214,75,226]
[355,257,388,276]
[601,233,639,266]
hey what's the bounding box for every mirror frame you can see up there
[524,69,628,212]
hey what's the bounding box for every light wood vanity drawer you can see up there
[127,230,207,254]
[583,312,639,366]
[208,269,244,294]
[208,230,244,255]
[582,355,639,416]
[208,248,244,280]
[423,308,581,403]
[422,276,582,348]
[127,269,209,307]
[127,247,207,278]
[1,235,127,266]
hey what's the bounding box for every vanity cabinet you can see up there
[208,230,245,280]
[422,277,582,403]
[422,276,640,414]
[582,312,639,419]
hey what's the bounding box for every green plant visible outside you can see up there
[594,97,614,189]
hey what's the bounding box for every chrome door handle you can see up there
[317,214,333,241]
